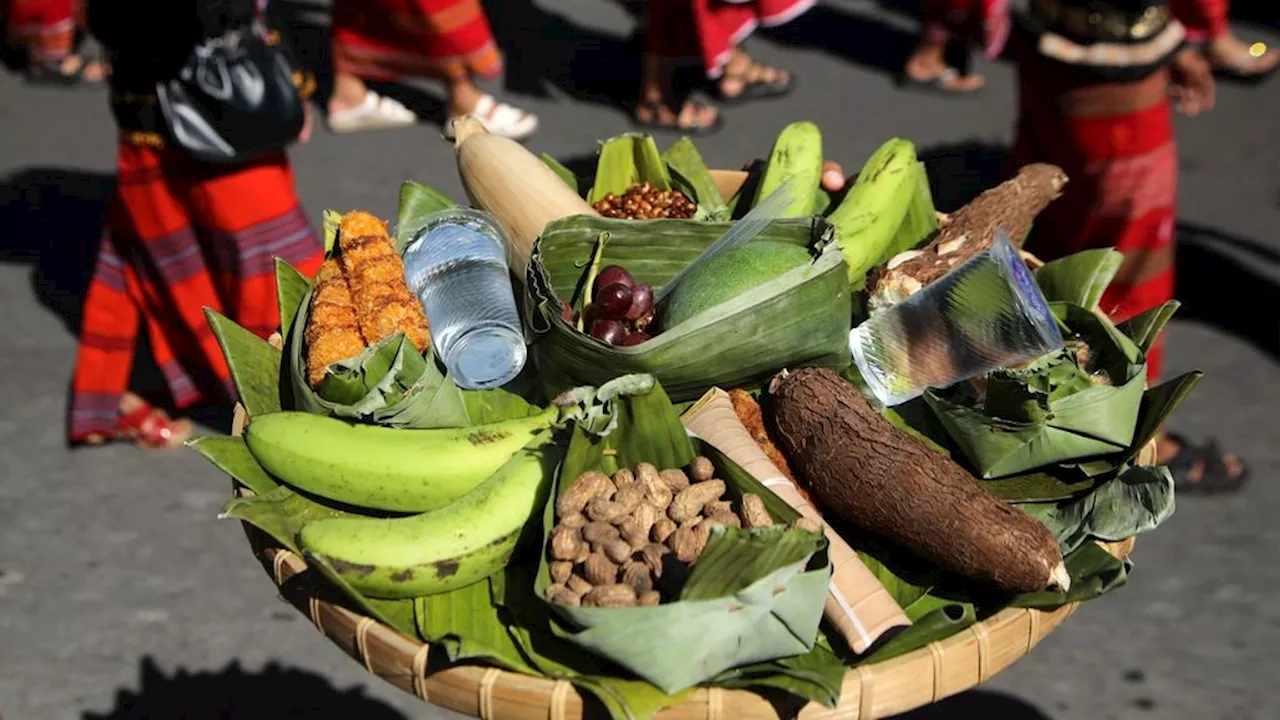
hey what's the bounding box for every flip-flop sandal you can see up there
[714,63,796,105]
[78,401,193,450]
[327,90,418,134]
[443,93,539,142]
[1211,44,1279,85]
[24,55,107,88]
[898,67,983,97]
[632,100,724,136]
[1165,432,1249,494]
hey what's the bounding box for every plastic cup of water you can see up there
[402,208,527,391]
[849,231,1064,407]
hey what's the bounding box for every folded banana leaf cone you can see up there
[535,375,832,695]
[923,249,1198,479]
[279,181,542,429]
[544,133,732,222]
[526,215,852,403]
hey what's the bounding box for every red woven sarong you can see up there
[5,0,79,64]
[330,0,503,82]
[645,0,815,78]
[69,144,324,442]
[1007,58,1176,380]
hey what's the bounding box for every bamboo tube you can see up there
[681,388,912,654]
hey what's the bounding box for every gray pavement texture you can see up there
[1,1,1278,718]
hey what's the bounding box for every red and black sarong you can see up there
[68,143,324,442]
[645,0,815,78]
[1007,56,1176,380]
[330,0,503,82]
[5,0,80,65]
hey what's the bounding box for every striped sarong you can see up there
[330,0,503,82]
[68,143,324,442]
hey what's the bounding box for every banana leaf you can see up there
[1033,249,1125,310]
[534,376,835,696]
[540,153,580,194]
[661,137,730,221]
[394,180,459,253]
[189,436,280,496]
[527,216,852,402]
[1020,464,1175,555]
[1007,541,1131,610]
[588,133,673,206]
[924,301,1150,478]
[205,308,283,418]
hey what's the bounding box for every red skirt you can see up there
[920,0,1011,59]
[1171,0,1230,42]
[1006,59,1176,380]
[646,0,815,78]
[331,0,503,82]
[5,0,79,64]
[68,144,324,442]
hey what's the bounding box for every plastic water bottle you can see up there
[849,231,1064,407]
[402,208,527,390]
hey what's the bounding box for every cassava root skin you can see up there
[768,367,1068,594]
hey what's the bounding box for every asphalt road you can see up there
[1,1,1278,718]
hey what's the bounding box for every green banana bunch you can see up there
[826,138,921,289]
[754,121,824,218]
[243,408,557,513]
[298,432,561,598]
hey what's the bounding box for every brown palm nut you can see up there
[612,468,636,489]
[550,525,585,561]
[659,468,691,493]
[556,471,614,518]
[582,584,638,608]
[546,584,581,607]
[584,552,620,586]
[582,521,620,546]
[641,543,668,577]
[638,590,662,606]
[688,456,715,482]
[621,561,654,595]
[603,539,634,564]
[560,512,588,530]
[566,575,593,597]
[651,517,678,544]
[705,511,741,528]
[704,500,733,517]
[740,493,774,529]
[668,480,726,523]
[549,561,574,584]
[640,475,673,510]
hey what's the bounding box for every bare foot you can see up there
[1156,433,1246,493]
[1206,34,1280,78]
[903,42,984,93]
[718,47,793,100]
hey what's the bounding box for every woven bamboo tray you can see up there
[230,404,1151,720]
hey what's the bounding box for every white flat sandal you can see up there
[445,93,539,141]
[327,90,418,134]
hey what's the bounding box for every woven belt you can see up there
[1028,0,1172,43]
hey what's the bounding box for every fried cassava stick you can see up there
[768,367,1069,593]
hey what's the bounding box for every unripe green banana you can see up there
[298,432,561,598]
[755,121,823,218]
[827,138,920,289]
[243,409,557,513]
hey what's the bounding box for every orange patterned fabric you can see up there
[645,0,816,78]
[331,0,503,81]
[69,144,323,441]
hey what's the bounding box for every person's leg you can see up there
[1173,0,1278,80]
[634,0,720,132]
[712,0,811,102]
[902,0,984,93]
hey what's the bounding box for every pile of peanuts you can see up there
[545,456,779,609]
[591,182,697,220]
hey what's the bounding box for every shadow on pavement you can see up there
[82,657,408,719]
[914,140,1280,363]
[0,166,113,335]
[764,3,917,77]
[894,689,1055,718]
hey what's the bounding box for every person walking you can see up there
[1004,0,1246,492]
[4,0,106,84]
[326,0,538,139]
[1174,0,1278,81]
[636,0,814,133]
[900,0,1007,95]
[70,0,324,449]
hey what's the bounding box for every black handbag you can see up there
[156,20,305,164]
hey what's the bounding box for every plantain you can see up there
[826,138,920,289]
[298,432,562,598]
[243,409,557,513]
[753,121,823,218]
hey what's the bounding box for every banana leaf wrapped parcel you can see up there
[527,216,852,402]
[536,375,832,695]
[923,249,1195,479]
[542,133,731,222]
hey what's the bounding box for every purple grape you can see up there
[590,318,627,346]
[597,265,634,290]
[624,283,653,322]
[594,282,633,319]
[618,332,651,347]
